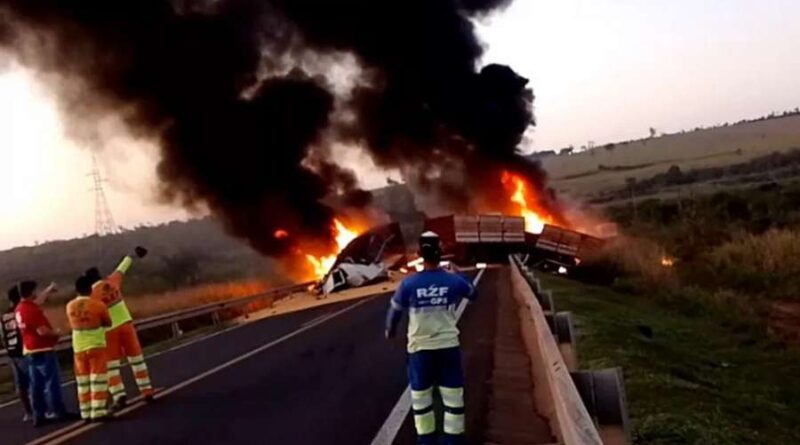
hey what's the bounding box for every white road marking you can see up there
[300,311,332,328]
[22,391,156,445]
[0,299,343,410]
[35,297,374,445]
[369,268,486,445]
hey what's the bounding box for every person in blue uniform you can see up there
[385,231,476,445]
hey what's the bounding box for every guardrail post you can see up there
[211,310,221,326]
[539,289,555,312]
[570,368,630,445]
[171,322,183,338]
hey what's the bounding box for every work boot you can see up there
[111,396,127,412]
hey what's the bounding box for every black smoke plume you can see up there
[0,0,560,255]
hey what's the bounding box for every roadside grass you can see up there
[538,274,800,445]
[42,279,268,333]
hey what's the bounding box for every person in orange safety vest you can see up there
[85,246,153,410]
[67,275,112,421]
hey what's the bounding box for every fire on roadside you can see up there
[274,218,366,281]
[500,170,557,234]
[661,256,675,267]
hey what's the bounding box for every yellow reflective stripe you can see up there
[77,386,90,395]
[439,386,464,408]
[76,376,90,384]
[116,256,133,274]
[72,327,107,353]
[136,379,152,388]
[89,373,107,381]
[107,360,122,368]
[410,388,434,410]
[414,411,436,435]
[90,400,108,409]
[443,413,465,434]
[109,302,133,327]
[131,364,148,373]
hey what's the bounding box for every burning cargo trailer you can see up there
[422,214,606,270]
[530,224,606,271]
[424,214,528,263]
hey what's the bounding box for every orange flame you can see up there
[501,171,553,234]
[304,219,361,279]
[274,229,289,239]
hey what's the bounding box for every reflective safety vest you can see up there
[66,296,111,353]
[390,269,476,353]
[91,256,134,328]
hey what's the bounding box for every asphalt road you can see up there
[1,270,493,445]
[1,296,401,445]
[71,293,406,445]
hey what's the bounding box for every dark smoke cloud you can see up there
[0,0,561,255]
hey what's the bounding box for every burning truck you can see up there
[424,215,606,269]
[315,212,607,295]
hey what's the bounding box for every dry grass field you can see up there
[540,114,800,199]
[43,279,269,333]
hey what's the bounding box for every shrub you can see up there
[575,236,679,293]
[702,229,800,299]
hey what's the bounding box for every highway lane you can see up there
[61,291,407,445]
[0,298,365,445]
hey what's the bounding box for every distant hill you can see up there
[20,112,795,298]
[539,114,800,201]
[0,218,277,305]
[0,185,427,308]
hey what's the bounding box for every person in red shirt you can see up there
[14,280,77,426]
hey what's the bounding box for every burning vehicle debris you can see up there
[316,223,406,295]
[309,206,607,296]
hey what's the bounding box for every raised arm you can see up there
[108,246,148,287]
[107,256,132,288]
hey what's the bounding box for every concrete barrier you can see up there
[509,256,604,445]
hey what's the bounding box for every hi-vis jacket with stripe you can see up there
[91,256,134,328]
[66,296,111,353]
[386,268,476,353]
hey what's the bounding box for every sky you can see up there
[2,0,800,250]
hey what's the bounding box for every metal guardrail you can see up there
[511,254,630,445]
[0,281,314,366]
[509,255,605,445]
